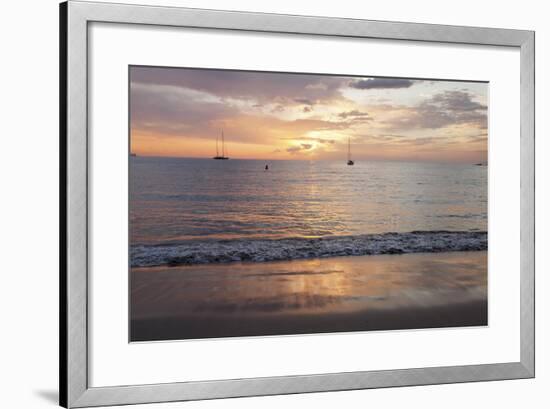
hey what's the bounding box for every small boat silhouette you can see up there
[213,130,229,160]
[347,137,354,166]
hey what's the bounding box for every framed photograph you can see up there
[60,1,534,407]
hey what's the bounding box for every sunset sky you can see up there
[130,66,488,163]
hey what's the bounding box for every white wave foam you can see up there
[130,231,487,267]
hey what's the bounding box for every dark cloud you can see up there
[286,144,313,154]
[383,90,487,130]
[294,98,315,105]
[130,82,239,135]
[130,66,347,106]
[430,90,486,112]
[349,78,415,90]
[338,110,371,120]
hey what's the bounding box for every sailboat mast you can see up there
[348,137,351,161]
[222,130,225,157]
[216,134,219,157]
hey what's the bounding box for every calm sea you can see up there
[130,157,487,267]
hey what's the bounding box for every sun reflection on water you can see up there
[132,251,487,320]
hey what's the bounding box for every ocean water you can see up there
[130,157,487,267]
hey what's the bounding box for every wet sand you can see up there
[131,251,487,342]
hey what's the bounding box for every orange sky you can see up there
[130,67,488,163]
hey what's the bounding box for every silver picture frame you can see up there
[60,1,535,407]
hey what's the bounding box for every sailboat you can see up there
[213,130,229,160]
[347,137,354,166]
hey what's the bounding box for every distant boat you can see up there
[347,137,354,166]
[130,153,137,157]
[213,130,229,160]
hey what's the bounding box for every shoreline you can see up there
[131,251,487,342]
[131,299,487,342]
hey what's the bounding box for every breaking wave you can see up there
[130,230,487,267]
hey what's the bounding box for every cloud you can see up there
[130,82,239,135]
[430,90,486,112]
[337,110,371,120]
[393,136,440,146]
[286,143,313,154]
[381,90,487,130]
[130,82,355,147]
[130,66,347,107]
[357,133,406,142]
[349,78,415,90]
[280,136,335,145]
[130,66,487,162]
[286,118,353,131]
[294,98,315,105]
[464,132,488,143]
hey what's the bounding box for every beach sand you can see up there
[131,251,487,341]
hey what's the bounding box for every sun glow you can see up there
[130,66,488,163]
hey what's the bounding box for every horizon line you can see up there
[130,154,487,165]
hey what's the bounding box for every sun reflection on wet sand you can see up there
[131,251,487,341]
